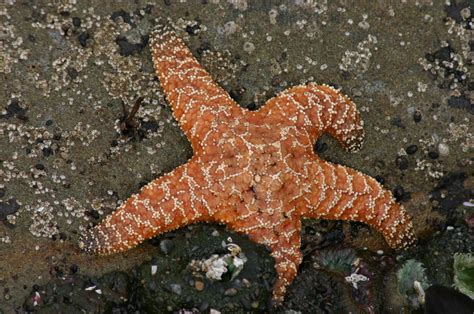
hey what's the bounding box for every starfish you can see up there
[80,30,416,303]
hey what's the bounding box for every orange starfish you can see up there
[80,30,416,303]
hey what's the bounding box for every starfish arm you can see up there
[150,31,244,150]
[225,208,303,303]
[301,160,416,249]
[261,83,364,152]
[79,160,219,255]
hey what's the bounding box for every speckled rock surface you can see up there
[0,1,472,313]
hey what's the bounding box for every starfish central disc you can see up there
[80,29,416,303]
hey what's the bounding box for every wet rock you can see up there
[444,1,471,23]
[391,116,405,128]
[70,264,79,274]
[110,9,133,25]
[199,301,209,311]
[374,175,385,184]
[141,120,159,134]
[430,172,474,223]
[395,156,409,170]
[66,66,78,80]
[224,288,238,296]
[425,285,474,313]
[448,95,474,115]
[115,35,149,56]
[314,139,328,154]
[271,75,282,87]
[169,283,182,295]
[393,186,406,202]
[159,239,174,255]
[246,102,257,111]
[0,199,20,220]
[77,32,90,47]
[427,45,454,62]
[240,297,252,310]
[1,98,28,120]
[87,210,100,220]
[229,87,245,102]
[413,109,422,123]
[42,147,53,157]
[72,17,81,27]
[405,145,418,155]
[428,151,439,159]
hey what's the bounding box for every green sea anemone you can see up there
[453,253,474,299]
[313,248,357,274]
[396,259,429,308]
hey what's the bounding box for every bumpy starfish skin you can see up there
[80,30,416,302]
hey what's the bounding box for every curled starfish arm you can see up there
[261,83,365,152]
[150,31,244,149]
[267,226,303,303]
[225,208,303,303]
[302,160,416,249]
[79,160,218,255]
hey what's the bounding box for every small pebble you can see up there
[89,210,100,220]
[70,264,79,274]
[405,145,418,155]
[393,185,405,201]
[242,278,251,288]
[428,151,439,159]
[159,239,174,255]
[271,75,282,87]
[413,110,422,123]
[67,67,78,80]
[42,147,53,157]
[170,283,182,295]
[199,301,210,311]
[72,17,81,27]
[0,199,20,220]
[78,32,90,47]
[224,288,238,296]
[246,103,257,111]
[446,226,454,231]
[314,140,328,153]
[374,175,384,184]
[395,156,409,170]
